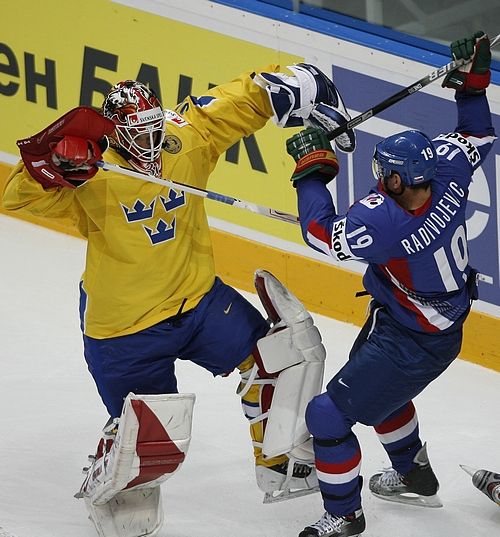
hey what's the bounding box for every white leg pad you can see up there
[253,270,326,459]
[79,392,195,537]
[262,361,324,458]
[85,487,163,537]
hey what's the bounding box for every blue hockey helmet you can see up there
[372,130,438,186]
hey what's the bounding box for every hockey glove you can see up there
[305,102,356,154]
[442,31,491,94]
[254,63,356,153]
[17,107,114,189]
[50,135,107,186]
[286,127,339,185]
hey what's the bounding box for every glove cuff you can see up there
[442,69,490,94]
[291,150,339,183]
[466,70,491,91]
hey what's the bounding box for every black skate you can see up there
[271,460,312,479]
[299,509,365,537]
[369,443,442,508]
[256,459,319,503]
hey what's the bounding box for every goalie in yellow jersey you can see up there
[3,64,355,537]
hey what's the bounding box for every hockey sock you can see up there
[374,401,422,476]
[307,393,361,515]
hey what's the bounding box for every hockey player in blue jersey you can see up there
[285,32,496,537]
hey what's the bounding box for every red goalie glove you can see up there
[17,107,115,189]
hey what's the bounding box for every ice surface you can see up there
[1,214,499,536]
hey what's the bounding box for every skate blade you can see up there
[371,490,443,508]
[459,464,478,477]
[263,485,320,504]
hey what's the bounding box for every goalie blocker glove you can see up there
[254,63,356,153]
[286,127,339,184]
[16,107,115,189]
[442,31,491,94]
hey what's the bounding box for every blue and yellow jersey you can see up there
[3,67,276,338]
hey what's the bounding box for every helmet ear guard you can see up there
[373,130,437,186]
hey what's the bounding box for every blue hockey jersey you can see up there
[296,93,496,333]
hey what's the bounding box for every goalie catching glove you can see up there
[17,107,115,189]
[442,31,491,94]
[286,127,339,184]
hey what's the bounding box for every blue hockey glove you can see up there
[442,31,491,94]
[286,127,339,184]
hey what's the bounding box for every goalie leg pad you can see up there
[84,487,163,537]
[236,271,325,501]
[256,357,325,459]
[250,270,326,459]
[78,393,195,537]
[238,361,321,500]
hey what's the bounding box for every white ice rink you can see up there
[1,213,499,537]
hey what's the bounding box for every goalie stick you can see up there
[326,32,500,141]
[96,160,300,225]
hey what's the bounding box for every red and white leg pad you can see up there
[252,270,326,459]
[78,392,195,537]
[255,270,326,461]
[239,270,325,501]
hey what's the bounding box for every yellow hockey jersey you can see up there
[3,67,276,338]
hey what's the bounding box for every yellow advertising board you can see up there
[0,0,303,242]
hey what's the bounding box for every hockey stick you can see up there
[326,32,500,141]
[96,161,300,225]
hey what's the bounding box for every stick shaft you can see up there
[96,161,300,225]
[327,33,500,141]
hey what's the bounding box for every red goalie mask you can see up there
[102,80,165,176]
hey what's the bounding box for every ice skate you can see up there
[298,509,365,537]
[460,465,500,506]
[369,443,442,508]
[256,458,320,503]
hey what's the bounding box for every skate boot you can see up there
[299,509,365,537]
[369,443,442,508]
[256,458,319,503]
